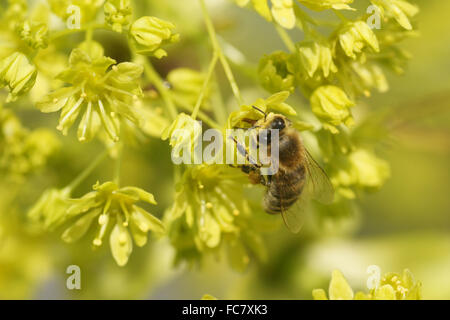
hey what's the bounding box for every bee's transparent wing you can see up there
[279,149,334,233]
[303,149,334,204]
[279,188,308,234]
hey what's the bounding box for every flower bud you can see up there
[310,85,354,133]
[338,21,379,59]
[104,0,132,33]
[299,0,354,11]
[161,113,202,164]
[129,16,179,58]
[371,0,419,30]
[17,20,48,49]
[258,51,297,93]
[0,52,37,102]
[297,40,337,78]
[270,0,295,29]
[348,149,390,189]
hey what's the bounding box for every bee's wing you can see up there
[303,148,335,204]
[279,188,307,234]
[279,149,334,234]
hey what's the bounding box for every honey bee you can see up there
[232,107,334,233]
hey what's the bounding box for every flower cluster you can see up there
[253,0,419,133]
[0,107,59,178]
[37,41,144,142]
[238,0,418,222]
[164,165,277,270]
[228,91,297,129]
[0,52,37,102]
[43,181,164,266]
[0,1,51,101]
[104,0,132,33]
[313,269,421,300]
[0,0,423,292]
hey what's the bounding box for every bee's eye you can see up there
[271,117,285,130]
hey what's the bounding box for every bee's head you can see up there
[269,116,287,130]
[256,113,290,145]
[261,113,290,131]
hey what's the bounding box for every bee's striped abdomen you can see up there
[263,164,306,214]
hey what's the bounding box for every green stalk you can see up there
[141,57,178,121]
[275,24,296,53]
[65,148,110,193]
[199,0,243,105]
[192,52,218,120]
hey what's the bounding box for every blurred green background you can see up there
[0,0,449,299]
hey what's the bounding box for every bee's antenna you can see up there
[252,105,267,120]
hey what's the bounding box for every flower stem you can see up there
[333,9,348,22]
[65,148,110,193]
[174,99,221,129]
[85,27,93,42]
[275,24,296,53]
[140,56,178,121]
[192,52,218,120]
[199,0,243,106]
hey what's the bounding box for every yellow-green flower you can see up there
[48,0,104,24]
[234,0,272,22]
[16,20,48,50]
[297,40,337,79]
[0,108,60,177]
[0,52,37,102]
[104,0,132,33]
[337,21,380,59]
[372,269,421,300]
[330,148,390,198]
[37,41,144,142]
[313,269,422,300]
[28,188,71,231]
[129,16,179,58]
[270,0,295,29]
[310,85,354,133]
[62,181,164,266]
[313,270,354,300]
[228,91,297,129]
[162,113,202,164]
[340,59,389,99]
[371,0,419,30]
[165,165,275,270]
[258,51,297,94]
[299,0,354,11]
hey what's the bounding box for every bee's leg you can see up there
[229,137,261,168]
[266,174,272,186]
[257,174,272,186]
[248,169,263,185]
